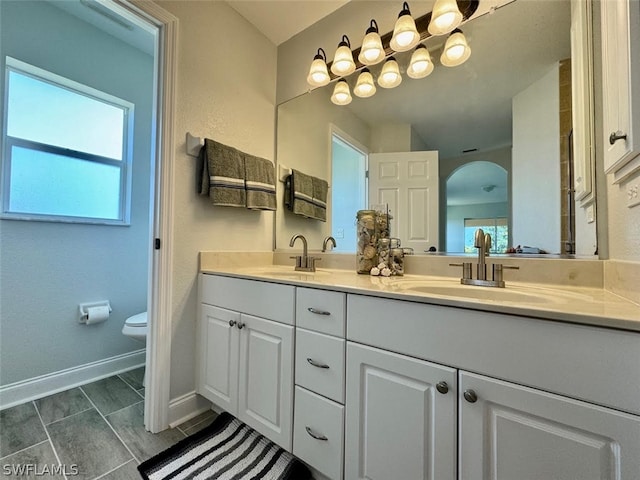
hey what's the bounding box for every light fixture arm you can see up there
[366,19,379,34]
[315,47,327,62]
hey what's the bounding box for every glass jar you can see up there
[378,238,391,268]
[390,247,404,276]
[356,210,377,273]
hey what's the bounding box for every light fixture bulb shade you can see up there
[331,37,356,76]
[428,0,463,36]
[354,69,377,98]
[331,79,352,105]
[390,7,420,52]
[378,58,402,88]
[440,29,471,67]
[358,31,385,65]
[307,58,330,87]
[407,46,434,79]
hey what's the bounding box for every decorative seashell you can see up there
[370,267,380,276]
[381,267,391,277]
[377,262,387,270]
[363,245,377,259]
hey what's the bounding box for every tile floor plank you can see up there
[95,460,141,480]
[34,388,92,425]
[0,441,65,480]
[0,403,48,458]
[81,376,143,416]
[106,403,185,463]
[119,367,145,391]
[46,408,132,480]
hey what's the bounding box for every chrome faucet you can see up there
[322,236,337,252]
[289,234,319,272]
[450,228,519,287]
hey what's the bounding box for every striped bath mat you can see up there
[138,412,311,480]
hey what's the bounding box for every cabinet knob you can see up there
[307,307,331,316]
[307,358,330,369]
[436,381,449,394]
[463,389,478,403]
[228,320,236,327]
[237,322,245,330]
[305,426,328,441]
[609,131,627,145]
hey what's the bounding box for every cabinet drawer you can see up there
[295,328,345,403]
[296,288,345,336]
[200,274,295,325]
[293,386,344,480]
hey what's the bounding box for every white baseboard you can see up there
[168,391,213,428]
[0,349,146,410]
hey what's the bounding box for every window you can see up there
[464,218,509,253]
[2,57,134,224]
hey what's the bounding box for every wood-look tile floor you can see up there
[0,368,217,479]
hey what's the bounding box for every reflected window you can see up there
[464,218,508,253]
[2,57,134,224]
[331,131,367,252]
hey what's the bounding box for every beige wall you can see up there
[158,0,277,399]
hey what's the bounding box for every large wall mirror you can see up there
[275,0,597,256]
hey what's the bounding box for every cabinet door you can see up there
[345,342,456,480]
[198,304,240,414]
[459,371,640,480]
[601,0,640,177]
[237,314,294,451]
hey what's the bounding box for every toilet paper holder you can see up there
[79,301,112,324]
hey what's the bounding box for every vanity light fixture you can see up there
[331,78,353,105]
[354,68,377,98]
[306,48,330,87]
[331,35,356,76]
[407,44,434,79]
[428,0,463,36]
[378,57,402,89]
[358,20,385,66]
[440,28,471,67]
[390,2,420,52]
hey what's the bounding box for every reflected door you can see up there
[369,151,439,252]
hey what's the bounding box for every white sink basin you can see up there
[395,280,592,304]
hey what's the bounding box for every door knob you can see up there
[463,389,478,403]
[237,322,245,329]
[609,131,627,145]
[436,381,449,394]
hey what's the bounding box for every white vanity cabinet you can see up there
[345,342,457,480]
[459,371,640,479]
[600,0,640,180]
[197,274,295,450]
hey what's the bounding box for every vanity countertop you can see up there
[200,265,640,332]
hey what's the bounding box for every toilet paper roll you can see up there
[86,305,110,325]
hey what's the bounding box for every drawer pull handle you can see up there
[609,131,627,145]
[228,320,236,327]
[307,307,330,316]
[307,358,330,369]
[436,381,449,394]
[463,389,478,403]
[237,322,245,330]
[305,426,328,441]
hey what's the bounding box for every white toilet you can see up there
[122,311,148,343]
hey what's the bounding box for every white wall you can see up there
[157,1,277,399]
[0,2,153,385]
[512,65,561,253]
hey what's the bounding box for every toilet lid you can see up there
[125,312,147,327]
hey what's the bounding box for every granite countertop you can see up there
[200,265,640,332]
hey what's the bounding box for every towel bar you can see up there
[186,132,204,157]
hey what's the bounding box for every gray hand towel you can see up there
[245,154,276,211]
[290,169,316,219]
[203,138,246,208]
[311,176,328,222]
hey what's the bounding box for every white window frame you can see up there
[1,56,134,225]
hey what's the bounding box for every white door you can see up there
[237,314,294,451]
[460,371,640,480]
[198,305,240,414]
[345,342,456,480]
[369,151,439,252]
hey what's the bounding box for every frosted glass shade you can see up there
[378,58,402,88]
[307,57,330,87]
[428,0,463,36]
[331,79,352,105]
[441,29,471,67]
[390,12,420,52]
[359,31,385,65]
[407,45,434,79]
[354,69,377,98]
[331,43,356,76]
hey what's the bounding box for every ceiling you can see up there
[226,0,349,45]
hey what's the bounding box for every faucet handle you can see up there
[492,264,519,283]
